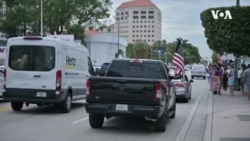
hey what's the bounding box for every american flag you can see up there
[172,39,184,77]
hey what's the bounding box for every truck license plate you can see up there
[116,104,128,111]
[36,92,46,97]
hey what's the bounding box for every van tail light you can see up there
[154,83,162,100]
[56,70,62,94]
[175,82,184,87]
[3,69,6,89]
[86,80,92,97]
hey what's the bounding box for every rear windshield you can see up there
[106,61,164,79]
[9,46,55,71]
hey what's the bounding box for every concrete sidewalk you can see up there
[212,90,250,141]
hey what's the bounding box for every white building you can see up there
[85,30,127,67]
[115,0,162,45]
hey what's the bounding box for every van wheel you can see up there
[37,103,44,107]
[61,94,71,113]
[11,102,23,111]
[89,113,104,129]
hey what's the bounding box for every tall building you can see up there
[115,0,162,45]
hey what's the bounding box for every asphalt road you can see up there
[0,73,210,141]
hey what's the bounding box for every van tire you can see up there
[169,102,176,119]
[11,102,23,111]
[89,113,104,129]
[60,94,71,113]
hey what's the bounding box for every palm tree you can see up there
[115,49,124,58]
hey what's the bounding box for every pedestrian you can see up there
[213,63,223,95]
[227,65,235,96]
[222,66,229,91]
[241,64,247,94]
[237,67,242,91]
[242,64,250,101]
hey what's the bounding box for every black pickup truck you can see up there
[85,59,176,132]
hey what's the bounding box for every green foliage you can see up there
[200,6,250,56]
[0,0,112,38]
[133,42,151,59]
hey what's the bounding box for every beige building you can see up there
[115,0,162,45]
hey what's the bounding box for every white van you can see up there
[3,36,95,113]
[191,64,206,79]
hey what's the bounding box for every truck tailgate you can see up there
[87,77,160,105]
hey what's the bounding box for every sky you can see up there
[108,0,250,58]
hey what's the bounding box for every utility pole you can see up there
[236,0,240,6]
[40,0,43,36]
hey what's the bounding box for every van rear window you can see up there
[9,46,55,71]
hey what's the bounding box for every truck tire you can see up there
[11,102,23,111]
[155,108,167,132]
[89,113,104,129]
[169,102,176,119]
[60,94,71,113]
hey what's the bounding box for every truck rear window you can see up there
[106,61,164,79]
[9,46,55,71]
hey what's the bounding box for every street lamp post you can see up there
[40,0,43,36]
[117,19,120,58]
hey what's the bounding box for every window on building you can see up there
[148,40,150,42]
[133,25,135,28]
[116,12,120,16]
[125,11,129,15]
[152,35,154,37]
[140,25,143,28]
[148,30,150,32]
[133,30,135,32]
[148,21,150,23]
[152,25,154,28]
[136,25,139,28]
[133,21,135,23]
[144,21,147,23]
[137,21,139,23]
[108,29,111,32]
[136,35,139,37]
[148,35,150,37]
[121,12,124,15]
[141,11,146,14]
[133,11,139,14]
[141,16,146,19]
[133,35,135,37]
[144,25,146,28]
[144,30,147,32]
[152,30,154,32]
[148,16,154,19]
[133,40,135,42]
[140,35,142,37]
[144,35,146,37]
[152,39,154,42]
[148,11,154,14]
[140,21,143,23]
[140,30,142,32]
[133,16,138,19]
[121,17,124,20]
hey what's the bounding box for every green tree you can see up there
[200,6,250,56]
[133,42,151,59]
[126,43,135,58]
[0,0,112,38]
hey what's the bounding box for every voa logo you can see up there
[211,10,232,20]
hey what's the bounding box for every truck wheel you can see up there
[191,76,194,79]
[60,94,71,113]
[184,97,189,103]
[89,113,104,129]
[155,107,167,132]
[169,102,176,119]
[11,102,23,111]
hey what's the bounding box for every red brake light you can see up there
[154,83,162,100]
[86,80,92,97]
[175,83,184,87]
[23,36,42,40]
[56,70,62,91]
[3,69,6,89]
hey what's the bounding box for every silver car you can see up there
[172,74,193,103]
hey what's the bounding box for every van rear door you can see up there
[6,38,57,91]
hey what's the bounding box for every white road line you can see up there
[176,84,208,141]
[71,117,89,125]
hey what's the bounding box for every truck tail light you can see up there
[86,80,92,97]
[175,82,184,87]
[3,69,6,89]
[56,70,62,94]
[154,83,162,100]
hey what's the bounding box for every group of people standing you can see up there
[207,63,250,101]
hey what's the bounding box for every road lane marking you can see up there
[176,84,208,141]
[71,116,89,125]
